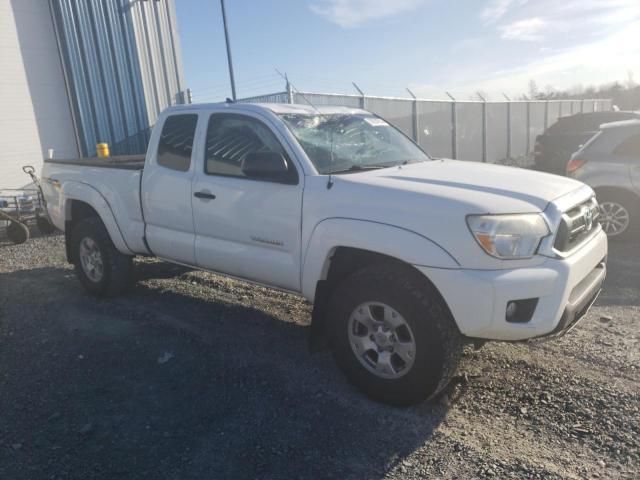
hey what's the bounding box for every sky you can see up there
[174,0,640,102]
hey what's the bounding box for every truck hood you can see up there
[338,159,586,213]
[304,159,593,270]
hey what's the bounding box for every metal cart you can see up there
[0,166,56,244]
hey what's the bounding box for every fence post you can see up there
[503,94,511,161]
[477,92,488,163]
[446,92,457,159]
[544,100,549,129]
[406,88,418,142]
[286,77,294,104]
[526,100,531,154]
[352,82,366,109]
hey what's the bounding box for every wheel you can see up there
[328,263,463,406]
[36,215,56,235]
[597,190,639,240]
[70,217,133,296]
[6,221,29,244]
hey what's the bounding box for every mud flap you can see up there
[309,280,330,353]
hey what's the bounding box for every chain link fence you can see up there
[239,90,612,165]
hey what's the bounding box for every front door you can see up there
[191,112,303,292]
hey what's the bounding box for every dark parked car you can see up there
[534,111,640,175]
[568,119,640,239]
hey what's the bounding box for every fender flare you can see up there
[301,218,459,301]
[62,181,134,255]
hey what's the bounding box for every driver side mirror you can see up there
[241,151,296,184]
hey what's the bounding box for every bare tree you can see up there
[528,80,539,100]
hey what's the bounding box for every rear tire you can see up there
[6,221,29,244]
[70,217,133,297]
[328,263,463,406]
[596,189,639,241]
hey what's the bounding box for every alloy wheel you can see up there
[79,237,104,282]
[599,201,630,237]
[348,302,416,379]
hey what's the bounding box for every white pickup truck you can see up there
[41,102,607,405]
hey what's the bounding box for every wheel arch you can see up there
[301,218,459,301]
[593,186,640,204]
[62,184,134,262]
[304,218,460,352]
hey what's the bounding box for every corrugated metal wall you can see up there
[128,0,185,122]
[51,0,186,156]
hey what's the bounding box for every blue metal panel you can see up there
[51,0,183,156]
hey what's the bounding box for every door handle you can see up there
[194,191,216,200]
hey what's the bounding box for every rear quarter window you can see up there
[578,131,603,154]
[613,133,640,158]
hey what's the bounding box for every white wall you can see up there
[0,0,78,189]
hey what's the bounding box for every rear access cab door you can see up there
[141,113,201,265]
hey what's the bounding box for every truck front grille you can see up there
[554,197,600,253]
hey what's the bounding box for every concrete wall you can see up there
[0,0,78,189]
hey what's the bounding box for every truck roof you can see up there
[165,102,370,116]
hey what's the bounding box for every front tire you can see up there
[70,217,133,297]
[328,264,462,406]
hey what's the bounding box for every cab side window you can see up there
[204,114,297,183]
[157,114,198,172]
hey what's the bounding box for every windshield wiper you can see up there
[326,165,386,175]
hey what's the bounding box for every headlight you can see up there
[466,214,550,259]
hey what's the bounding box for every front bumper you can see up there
[416,229,608,341]
[535,259,605,340]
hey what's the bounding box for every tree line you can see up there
[526,73,639,110]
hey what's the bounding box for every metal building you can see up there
[0,0,187,189]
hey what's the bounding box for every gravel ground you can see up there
[0,231,638,479]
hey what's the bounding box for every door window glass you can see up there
[204,114,296,182]
[157,114,198,172]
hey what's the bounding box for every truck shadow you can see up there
[0,263,454,479]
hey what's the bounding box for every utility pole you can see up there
[220,0,236,100]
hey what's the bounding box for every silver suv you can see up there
[568,119,640,239]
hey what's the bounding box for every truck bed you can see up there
[44,154,145,170]
[41,154,149,255]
